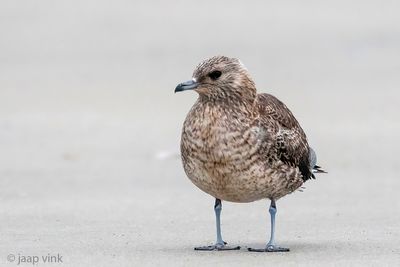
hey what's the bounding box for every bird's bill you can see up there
[175,79,199,93]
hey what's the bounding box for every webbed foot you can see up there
[248,244,289,252]
[195,242,240,251]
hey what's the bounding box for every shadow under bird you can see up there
[175,56,326,252]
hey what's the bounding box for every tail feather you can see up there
[309,147,327,177]
[313,165,327,174]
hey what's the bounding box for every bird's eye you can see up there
[208,70,222,80]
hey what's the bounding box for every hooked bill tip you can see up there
[174,79,198,93]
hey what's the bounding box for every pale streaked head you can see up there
[175,56,257,102]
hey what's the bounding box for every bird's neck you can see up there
[198,91,256,116]
[197,97,257,122]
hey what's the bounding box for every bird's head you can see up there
[175,56,257,103]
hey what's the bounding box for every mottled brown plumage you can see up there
[178,56,312,203]
[175,56,326,252]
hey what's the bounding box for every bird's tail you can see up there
[312,165,327,174]
[309,147,327,179]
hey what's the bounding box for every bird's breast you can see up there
[181,115,262,164]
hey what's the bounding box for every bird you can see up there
[175,56,326,252]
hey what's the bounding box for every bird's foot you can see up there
[248,244,290,252]
[194,242,240,251]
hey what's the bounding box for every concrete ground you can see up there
[0,1,399,266]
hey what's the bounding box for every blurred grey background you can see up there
[0,0,399,266]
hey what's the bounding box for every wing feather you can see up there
[256,93,313,181]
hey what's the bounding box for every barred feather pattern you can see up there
[180,56,316,203]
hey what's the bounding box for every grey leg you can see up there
[194,199,240,251]
[248,199,290,252]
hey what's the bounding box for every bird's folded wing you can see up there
[255,93,313,181]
